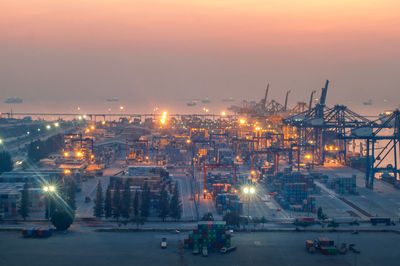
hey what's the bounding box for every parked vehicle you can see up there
[193,247,200,255]
[202,247,208,257]
[160,237,167,249]
[370,217,391,225]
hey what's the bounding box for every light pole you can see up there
[242,185,255,229]
[43,185,56,225]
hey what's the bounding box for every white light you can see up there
[46,125,51,130]
[243,187,249,194]
[54,122,59,127]
[78,116,82,120]
[250,187,256,194]
[49,186,56,192]
[26,131,30,135]
[43,186,49,192]
[0,139,2,144]
[37,128,41,131]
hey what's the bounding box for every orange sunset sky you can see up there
[0,0,399,113]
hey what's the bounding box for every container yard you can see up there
[184,221,232,253]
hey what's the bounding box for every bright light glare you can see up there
[54,122,59,127]
[0,139,2,144]
[49,186,56,192]
[249,187,256,194]
[243,187,249,194]
[120,106,124,110]
[43,186,49,192]
[239,119,246,125]
[46,125,51,130]
[221,111,226,116]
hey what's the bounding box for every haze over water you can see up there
[1,1,399,115]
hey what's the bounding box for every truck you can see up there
[220,246,237,254]
[202,246,208,257]
[370,217,391,225]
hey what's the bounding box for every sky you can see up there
[0,0,399,115]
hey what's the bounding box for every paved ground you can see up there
[1,231,399,266]
[315,165,400,219]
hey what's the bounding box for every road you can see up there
[75,166,121,218]
[2,231,400,266]
[170,169,197,221]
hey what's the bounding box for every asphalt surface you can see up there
[1,231,399,266]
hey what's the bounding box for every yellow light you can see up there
[76,152,83,157]
[236,155,240,160]
[145,156,149,160]
[221,111,226,116]
[186,139,191,144]
[78,116,82,120]
[64,152,69,157]
[101,121,106,125]
[120,106,124,110]
[329,145,334,151]
[162,111,167,117]
[255,126,261,131]
[0,139,2,144]
[83,115,87,119]
[90,125,95,130]
[90,155,95,159]
[64,169,71,174]
[43,186,49,192]
[243,187,249,194]
[46,125,51,130]
[54,122,59,127]
[85,129,90,133]
[203,189,207,193]
[160,118,166,124]
[335,147,339,151]
[49,186,56,192]
[251,170,256,175]
[239,119,246,125]
[305,154,312,160]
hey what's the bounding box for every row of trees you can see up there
[93,181,182,223]
[0,150,13,174]
[27,134,63,162]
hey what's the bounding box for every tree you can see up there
[201,212,214,221]
[121,181,131,219]
[317,207,327,220]
[260,216,267,228]
[133,191,139,217]
[51,210,74,231]
[112,182,121,220]
[19,182,30,220]
[66,180,76,211]
[158,186,169,221]
[140,182,151,219]
[223,211,240,227]
[169,183,182,221]
[131,216,146,229]
[104,186,112,219]
[0,151,13,174]
[93,181,104,218]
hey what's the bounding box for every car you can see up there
[160,237,167,249]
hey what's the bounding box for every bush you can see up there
[51,210,74,231]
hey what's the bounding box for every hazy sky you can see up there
[1,0,399,114]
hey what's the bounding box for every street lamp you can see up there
[242,185,256,227]
[43,185,56,224]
